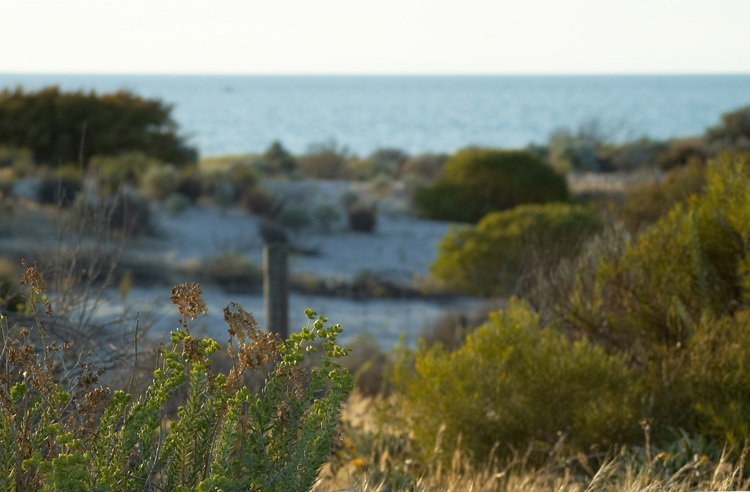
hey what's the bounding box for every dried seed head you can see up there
[20,259,46,296]
[171,282,208,320]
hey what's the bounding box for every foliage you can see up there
[297,141,349,180]
[0,146,35,177]
[415,148,569,223]
[175,166,204,203]
[656,137,710,170]
[312,202,342,232]
[89,152,166,195]
[347,203,378,233]
[577,154,750,352]
[0,267,353,491]
[706,105,750,147]
[389,299,640,465]
[598,138,665,172]
[277,206,313,232]
[431,203,601,297]
[37,166,83,207]
[0,86,196,166]
[556,154,750,442]
[547,128,602,173]
[262,141,297,176]
[619,161,706,232]
[399,153,447,184]
[140,164,180,201]
[103,192,153,236]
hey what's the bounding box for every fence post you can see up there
[263,242,289,339]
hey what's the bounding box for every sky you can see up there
[2,0,749,75]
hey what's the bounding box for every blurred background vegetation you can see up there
[3,86,750,489]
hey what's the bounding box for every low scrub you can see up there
[0,267,353,491]
[389,299,640,465]
[431,203,601,297]
[415,148,569,223]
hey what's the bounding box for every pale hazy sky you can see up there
[2,0,749,75]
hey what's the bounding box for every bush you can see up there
[199,252,262,293]
[0,258,25,312]
[163,192,191,215]
[389,299,639,464]
[547,128,602,173]
[262,140,297,175]
[399,153,446,183]
[240,186,275,216]
[0,146,35,176]
[415,148,569,223]
[598,138,665,172]
[37,166,83,207]
[0,86,197,166]
[312,202,342,231]
[619,161,706,232]
[0,272,353,490]
[277,206,313,232]
[581,154,750,351]
[706,105,750,147]
[140,164,179,200]
[555,154,750,442]
[107,192,153,236]
[347,203,378,233]
[89,152,165,195]
[656,137,710,170]
[175,166,204,203]
[297,142,349,180]
[431,203,601,297]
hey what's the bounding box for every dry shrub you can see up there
[347,203,377,233]
[298,142,350,180]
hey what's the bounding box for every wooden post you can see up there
[263,242,289,339]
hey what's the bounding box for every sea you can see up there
[0,74,748,158]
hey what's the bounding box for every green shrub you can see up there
[312,202,342,232]
[415,148,569,223]
[584,154,750,351]
[389,299,639,464]
[553,154,750,444]
[140,164,179,200]
[0,146,35,176]
[431,203,601,297]
[90,152,166,195]
[619,161,706,232]
[0,86,196,166]
[262,140,297,175]
[0,270,353,491]
[277,206,313,232]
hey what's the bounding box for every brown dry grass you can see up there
[314,393,750,492]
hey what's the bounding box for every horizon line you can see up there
[2,71,750,78]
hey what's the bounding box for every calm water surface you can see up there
[1,74,748,157]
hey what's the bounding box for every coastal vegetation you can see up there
[2,86,750,489]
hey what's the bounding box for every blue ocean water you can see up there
[0,74,748,158]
